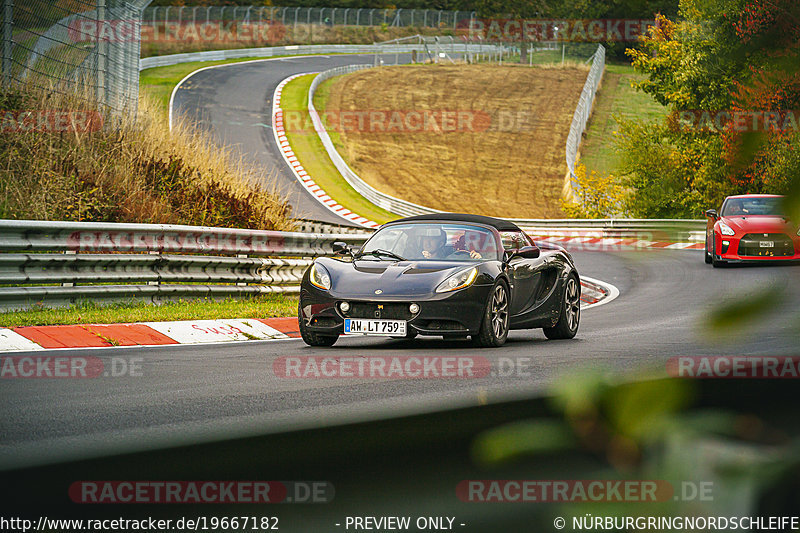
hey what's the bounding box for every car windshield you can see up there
[722,197,784,216]
[360,223,500,261]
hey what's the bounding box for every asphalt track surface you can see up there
[2,250,799,467]
[170,53,418,225]
[2,55,799,467]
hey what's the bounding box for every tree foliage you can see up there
[618,0,800,218]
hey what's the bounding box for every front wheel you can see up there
[705,234,712,264]
[472,282,510,348]
[543,275,580,340]
[298,302,338,347]
[711,237,724,268]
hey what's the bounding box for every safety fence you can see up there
[2,0,150,117]
[565,44,606,193]
[142,6,476,30]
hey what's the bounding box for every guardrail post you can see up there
[2,0,12,89]
[237,254,248,286]
[62,250,76,287]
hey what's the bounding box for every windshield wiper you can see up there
[355,249,405,261]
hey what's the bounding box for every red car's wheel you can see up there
[704,233,712,264]
[711,235,725,268]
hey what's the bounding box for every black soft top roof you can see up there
[387,213,521,232]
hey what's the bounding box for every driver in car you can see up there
[420,229,482,259]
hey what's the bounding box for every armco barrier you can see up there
[0,220,368,311]
[139,43,500,71]
[0,219,704,311]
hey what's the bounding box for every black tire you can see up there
[298,302,338,347]
[472,281,510,348]
[711,237,724,268]
[705,234,712,264]
[543,275,580,340]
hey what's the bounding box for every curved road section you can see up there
[170,54,412,225]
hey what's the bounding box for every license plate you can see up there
[344,318,406,336]
[759,241,774,248]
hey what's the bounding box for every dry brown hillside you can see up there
[323,64,587,218]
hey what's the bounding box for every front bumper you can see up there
[715,232,800,263]
[299,284,492,337]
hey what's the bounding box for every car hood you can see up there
[721,215,796,234]
[318,258,479,298]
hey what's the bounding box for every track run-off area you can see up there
[2,54,799,469]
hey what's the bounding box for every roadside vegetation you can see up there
[0,296,298,328]
[141,24,455,58]
[611,0,800,219]
[0,85,293,230]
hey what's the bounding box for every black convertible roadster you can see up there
[298,213,580,347]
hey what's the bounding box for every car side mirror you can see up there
[511,245,540,259]
[332,241,351,255]
[705,209,719,219]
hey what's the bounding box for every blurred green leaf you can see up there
[471,419,575,466]
[705,284,786,335]
[604,379,694,442]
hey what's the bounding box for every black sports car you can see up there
[298,213,580,347]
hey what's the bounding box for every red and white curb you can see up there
[527,233,704,252]
[0,318,301,353]
[0,279,617,353]
[272,73,379,229]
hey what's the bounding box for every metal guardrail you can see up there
[308,64,440,218]
[0,218,704,311]
[139,43,497,71]
[0,220,368,311]
[565,44,605,195]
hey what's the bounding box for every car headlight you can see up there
[436,267,478,293]
[719,222,735,236]
[309,263,331,290]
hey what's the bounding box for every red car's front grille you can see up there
[738,233,795,257]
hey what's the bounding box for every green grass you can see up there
[281,73,396,224]
[579,64,667,176]
[0,295,298,328]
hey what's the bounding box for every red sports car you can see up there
[704,194,800,267]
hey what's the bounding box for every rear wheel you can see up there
[298,302,338,347]
[543,275,580,340]
[473,282,510,348]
